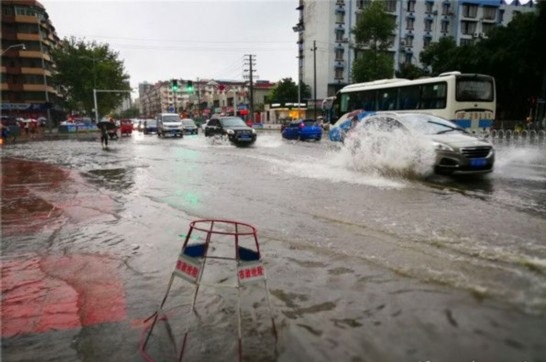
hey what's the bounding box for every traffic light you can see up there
[187,80,193,93]
[171,79,179,92]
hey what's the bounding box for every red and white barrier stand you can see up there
[139,219,277,362]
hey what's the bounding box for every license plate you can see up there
[470,158,487,168]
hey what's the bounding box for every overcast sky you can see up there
[40,0,300,93]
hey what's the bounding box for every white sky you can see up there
[40,0,300,95]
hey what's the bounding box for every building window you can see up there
[462,4,478,18]
[385,0,396,12]
[498,9,505,22]
[406,18,414,30]
[406,0,416,12]
[335,48,344,61]
[460,38,473,46]
[482,23,494,34]
[335,68,344,79]
[423,37,432,48]
[424,19,432,32]
[483,6,496,20]
[441,20,449,33]
[442,3,450,15]
[425,2,433,14]
[336,12,345,23]
[335,29,345,42]
[405,36,413,47]
[405,53,413,64]
[461,21,477,35]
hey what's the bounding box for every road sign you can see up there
[168,106,174,112]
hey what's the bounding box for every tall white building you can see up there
[296,0,537,102]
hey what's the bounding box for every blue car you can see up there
[282,119,322,141]
[328,110,375,142]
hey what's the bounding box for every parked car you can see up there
[351,112,495,175]
[143,119,158,134]
[181,118,198,135]
[156,113,183,138]
[204,116,257,146]
[282,119,322,141]
[119,119,133,136]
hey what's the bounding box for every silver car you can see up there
[352,112,495,175]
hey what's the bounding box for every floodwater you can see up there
[1,130,545,362]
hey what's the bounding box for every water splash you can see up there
[336,124,436,179]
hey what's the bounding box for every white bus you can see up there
[326,71,496,131]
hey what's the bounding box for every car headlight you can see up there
[226,129,235,135]
[251,129,256,134]
[433,142,454,152]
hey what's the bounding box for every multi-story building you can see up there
[296,0,537,101]
[138,79,275,121]
[1,0,61,122]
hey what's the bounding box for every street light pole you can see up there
[312,40,317,121]
[1,43,26,55]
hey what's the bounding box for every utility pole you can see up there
[244,54,257,122]
[311,40,317,121]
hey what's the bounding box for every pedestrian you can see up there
[99,122,109,148]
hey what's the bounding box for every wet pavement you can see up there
[1,132,545,361]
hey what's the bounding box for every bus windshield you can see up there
[456,77,494,102]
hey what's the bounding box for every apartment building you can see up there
[295,0,537,101]
[1,0,61,121]
[138,79,275,120]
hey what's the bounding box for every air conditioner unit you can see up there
[473,32,479,38]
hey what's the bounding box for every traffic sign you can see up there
[168,106,174,112]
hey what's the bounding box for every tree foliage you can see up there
[52,37,131,119]
[352,51,394,83]
[419,4,545,120]
[351,1,395,82]
[267,78,311,103]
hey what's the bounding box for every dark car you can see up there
[204,116,257,146]
[282,119,322,141]
[142,119,158,134]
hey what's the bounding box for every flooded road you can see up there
[2,131,545,362]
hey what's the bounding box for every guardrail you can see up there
[483,129,546,145]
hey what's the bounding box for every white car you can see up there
[156,113,183,138]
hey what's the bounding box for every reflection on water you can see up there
[84,167,135,192]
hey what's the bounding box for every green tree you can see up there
[351,1,395,82]
[395,62,428,80]
[120,107,140,119]
[267,78,311,103]
[52,37,131,120]
[419,36,459,75]
[476,10,544,119]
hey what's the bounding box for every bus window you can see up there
[399,85,419,110]
[361,90,376,111]
[456,78,493,102]
[378,88,398,111]
[420,82,447,109]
